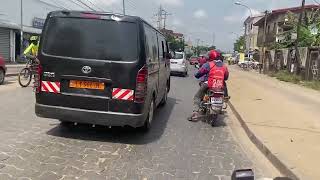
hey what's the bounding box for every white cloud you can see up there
[193,9,207,19]
[172,18,183,27]
[156,0,183,6]
[224,8,261,24]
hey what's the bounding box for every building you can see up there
[254,5,320,48]
[160,28,184,41]
[172,32,184,41]
[0,0,84,62]
[243,15,263,51]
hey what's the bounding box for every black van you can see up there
[35,11,171,131]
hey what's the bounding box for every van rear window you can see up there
[42,17,138,61]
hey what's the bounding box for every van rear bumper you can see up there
[35,103,146,128]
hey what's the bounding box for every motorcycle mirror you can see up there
[231,169,254,180]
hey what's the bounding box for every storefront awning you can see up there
[23,26,42,34]
[0,20,20,30]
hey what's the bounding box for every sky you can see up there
[51,0,317,51]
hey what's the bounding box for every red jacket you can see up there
[207,61,228,89]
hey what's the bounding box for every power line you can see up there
[38,0,68,10]
[85,0,104,11]
[65,0,90,10]
[74,0,96,11]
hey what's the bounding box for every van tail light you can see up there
[81,13,101,19]
[33,63,42,93]
[134,66,148,103]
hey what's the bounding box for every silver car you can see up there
[170,52,188,76]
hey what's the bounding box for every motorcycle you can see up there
[198,81,227,126]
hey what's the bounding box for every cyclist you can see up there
[24,36,39,57]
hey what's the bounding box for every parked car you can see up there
[0,55,6,85]
[170,52,188,76]
[189,56,198,65]
[35,11,171,131]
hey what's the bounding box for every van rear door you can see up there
[37,14,141,114]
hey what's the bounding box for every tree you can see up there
[167,35,185,52]
[233,35,246,52]
[273,9,320,49]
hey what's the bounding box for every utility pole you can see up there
[162,10,171,29]
[294,0,306,74]
[212,33,215,48]
[154,5,171,30]
[20,0,24,60]
[123,0,125,15]
[196,38,200,56]
[261,10,269,74]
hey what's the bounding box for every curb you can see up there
[228,101,301,180]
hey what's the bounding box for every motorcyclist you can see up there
[23,36,39,57]
[198,55,207,67]
[188,50,229,121]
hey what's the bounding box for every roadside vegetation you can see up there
[270,70,320,90]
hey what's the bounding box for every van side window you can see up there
[144,24,158,62]
[158,35,166,60]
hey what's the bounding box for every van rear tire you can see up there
[160,86,168,106]
[140,98,155,132]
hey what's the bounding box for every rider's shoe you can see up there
[224,96,231,102]
[188,111,199,121]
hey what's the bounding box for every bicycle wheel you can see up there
[18,68,32,87]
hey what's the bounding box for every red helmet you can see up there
[208,50,220,61]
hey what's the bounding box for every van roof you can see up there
[47,10,165,36]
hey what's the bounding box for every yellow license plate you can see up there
[69,80,105,90]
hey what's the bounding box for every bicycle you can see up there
[18,54,40,87]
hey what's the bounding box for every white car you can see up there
[170,52,188,76]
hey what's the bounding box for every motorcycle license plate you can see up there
[211,97,223,104]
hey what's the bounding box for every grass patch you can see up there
[301,81,320,90]
[271,70,302,84]
[269,70,320,91]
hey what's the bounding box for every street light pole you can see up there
[234,1,253,17]
[294,0,306,74]
[235,1,253,51]
[122,0,125,15]
[261,10,269,74]
[20,0,23,59]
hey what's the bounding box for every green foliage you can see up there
[271,70,302,83]
[233,36,245,52]
[167,35,185,52]
[192,45,214,56]
[273,9,320,49]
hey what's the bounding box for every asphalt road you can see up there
[0,69,273,180]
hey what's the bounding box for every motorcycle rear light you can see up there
[135,66,148,103]
[213,92,224,98]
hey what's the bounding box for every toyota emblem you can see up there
[82,66,92,74]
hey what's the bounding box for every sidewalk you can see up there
[6,64,25,76]
[228,66,320,180]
